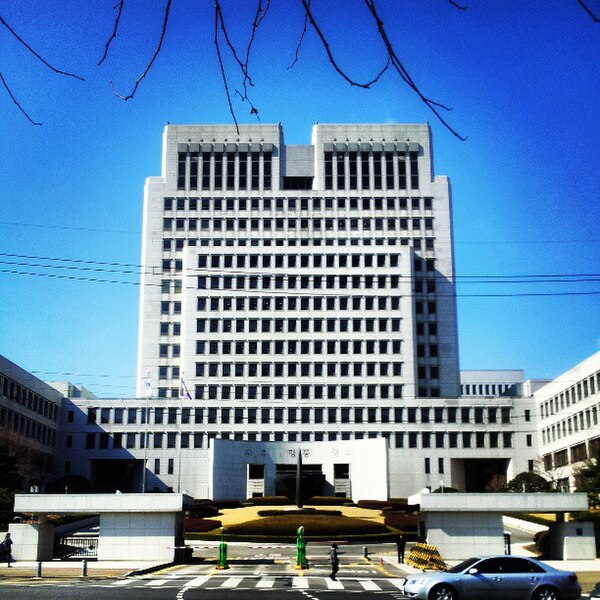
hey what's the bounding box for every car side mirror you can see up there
[468,568,479,575]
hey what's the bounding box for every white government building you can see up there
[6,122,586,502]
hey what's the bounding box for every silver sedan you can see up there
[401,555,581,600]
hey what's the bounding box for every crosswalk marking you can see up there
[145,579,169,586]
[389,578,406,590]
[256,578,275,588]
[292,577,309,588]
[325,577,344,589]
[112,579,134,586]
[221,576,243,588]
[185,576,209,588]
[359,579,381,590]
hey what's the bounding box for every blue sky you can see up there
[0,0,598,397]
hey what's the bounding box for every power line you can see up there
[2,268,600,297]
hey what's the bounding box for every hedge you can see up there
[185,517,222,533]
[257,509,342,517]
[226,514,390,537]
[357,499,411,511]
[244,496,291,506]
[383,511,418,532]
[306,496,348,506]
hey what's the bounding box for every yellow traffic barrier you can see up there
[406,543,447,571]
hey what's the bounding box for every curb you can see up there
[125,562,175,577]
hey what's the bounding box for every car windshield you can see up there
[447,557,480,573]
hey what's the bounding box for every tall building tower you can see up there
[58,123,535,500]
[137,123,460,403]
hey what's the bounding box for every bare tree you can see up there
[1,1,598,133]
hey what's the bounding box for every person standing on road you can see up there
[1,533,13,567]
[329,543,339,580]
[397,535,406,563]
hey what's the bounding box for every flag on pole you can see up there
[143,376,153,399]
[179,377,192,400]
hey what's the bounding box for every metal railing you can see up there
[56,536,98,559]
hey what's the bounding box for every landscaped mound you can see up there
[225,513,390,538]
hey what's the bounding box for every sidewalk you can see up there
[0,560,172,580]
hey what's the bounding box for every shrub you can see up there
[357,499,411,511]
[257,509,342,517]
[211,499,242,509]
[245,496,291,506]
[188,505,219,518]
[226,514,389,537]
[383,511,418,532]
[185,517,222,533]
[307,496,348,506]
[431,487,460,494]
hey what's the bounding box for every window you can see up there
[177,152,186,189]
[409,152,419,188]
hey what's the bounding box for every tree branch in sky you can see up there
[576,0,600,23]
[0,71,42,125]
[110,0,172,100]
[98,0,125,66]
[0,16,84,80]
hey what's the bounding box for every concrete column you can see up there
[9,522,55,561]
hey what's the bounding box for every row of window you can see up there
[164,236,431,250]
[85,405,512,426]
[164,195,434,212]
[196,252,409,269]
[0,375,60,422]
[194,270,435,292]
[543,437,600,470]
[194,361,407,378]
[194,317,407,334]
[0,406,57,447]
[163,216,434,234]
[177,151,272,192]
[541,402,599,445]
[195,295,408,312]
[193,338,405,355]
[461,383,516,397]
[540,368,599,419]
[324,151,419,191]
[77,429,513,451]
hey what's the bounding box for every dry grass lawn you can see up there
[217,504,384,528]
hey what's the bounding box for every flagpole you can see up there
[142,373,151,493]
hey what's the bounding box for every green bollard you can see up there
[216,527,228,570]
[295,526,308,570]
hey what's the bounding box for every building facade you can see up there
[49,123,534,500]
[537,351,600,492]
[0,355,62,490]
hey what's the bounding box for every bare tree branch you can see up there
[289,0,310,69]
[363,0,466,140]
[448,0,467,10]
[214,1,239,133]
[214,0,271,123]
[300,0,390,88]
[0,70,42,125]
[98,0,125,65]
[110,0,172,100]
[576,0,600,22]
[0,16,84,80]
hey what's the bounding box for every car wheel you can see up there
[428,584,457,600]
[532,586,561,600]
